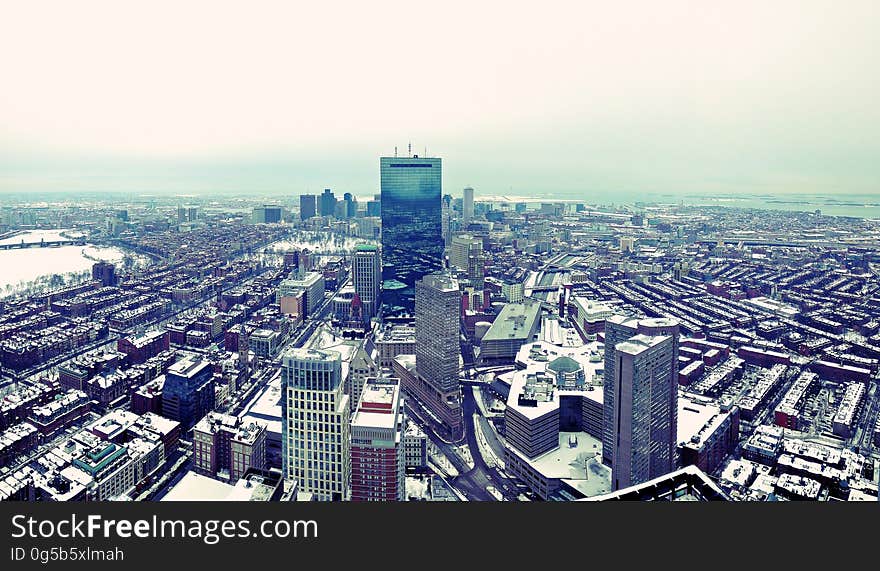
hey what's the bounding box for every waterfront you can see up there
[492,191,880,218]
[0,229,146,297]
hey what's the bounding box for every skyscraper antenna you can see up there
[408,142,411,156]
[395,146,398,157]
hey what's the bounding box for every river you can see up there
[0,229,148,298]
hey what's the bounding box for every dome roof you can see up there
[547,356,581,374]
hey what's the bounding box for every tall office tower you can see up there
[343,192,357,218]
[441,198,451,246]
[350,377,405,501]
[602,316,679,489]
[320,188,337,217]
[389,272,463,439]
[161,356,215,430]
[415,273,460,394]
[300,194,317,220]
[462,186,474,222]
[253,205,283,224]
[449,234,483,271]
[380,153,443,316]
[634,317,680,478]
[610,334,675,491]
[334,201,346,219]
[367,194,381,217]
[177,205,199,223]
[602,316,637,466]
[91,261,117,287]
[280,348,350,501]
[352,244,381,319]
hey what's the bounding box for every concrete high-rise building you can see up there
[392,273,463,439]
[442,194,452,246]
[602,317,638,466]
[352,245,381,320]
[610,334,675,491]
[350,377,405,501]
[300,194,317,220]
[380,154,443,315]
[462,186,474,222]
[415,273,461,394]
[280,348,350,501]
[320,188,337,217]
[603,316,679,490]
[449,234,483,271]
[602,316,680,465]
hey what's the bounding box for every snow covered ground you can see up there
[405,476,430,500]
[473,415,505,471]
[428,444,459,478]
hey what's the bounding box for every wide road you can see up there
[460,386,522,500]
[403,400,492,501]
[403,381,522,501]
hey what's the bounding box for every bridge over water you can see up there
[0,238,87,250]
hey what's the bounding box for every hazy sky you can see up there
[0,0,877,199]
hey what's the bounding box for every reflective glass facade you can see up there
[380,156,444,316]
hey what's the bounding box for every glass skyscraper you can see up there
[380,155,444,316]
[300,194,316,220]
[161,356,215,430]
[320,188,337,217]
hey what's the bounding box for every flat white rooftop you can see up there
[241,374,282,437]
[678,393,731,449]
[161,471,237,501]
[509,431,611,498]
[352,382,400,430]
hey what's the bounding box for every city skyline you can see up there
[2,186,880,505]
[2,2,879,563]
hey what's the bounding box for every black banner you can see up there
[0,501,875,568]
